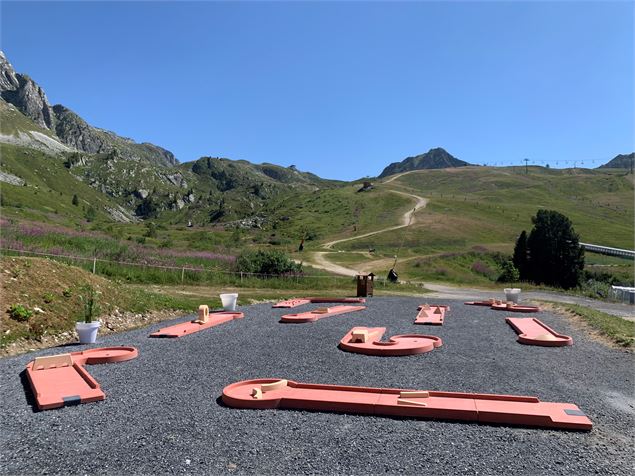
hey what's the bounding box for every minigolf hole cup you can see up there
[220,293,238,311]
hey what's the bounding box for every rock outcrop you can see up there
[0,50,177,166]
[598,153,634,170]
[0,52,55,130]
[379,147,472,178]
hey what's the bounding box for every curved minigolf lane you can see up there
[339,327,442,356]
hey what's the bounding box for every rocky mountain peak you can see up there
[0,50,55,130]
[0,51,20,90]
[378,147,471,178]
[0,50,177,166]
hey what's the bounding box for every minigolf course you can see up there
[222,379,592,431]
[280,305,365,323]
[414,304,449,325]
[25,346,138,411]
[506,317,573,346]
[150,305,244,338]
[339,327,442,356]
[273,297,366,308]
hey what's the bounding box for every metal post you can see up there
[181,267,185,283]
[240,272,243,283]
[92,257,96,274]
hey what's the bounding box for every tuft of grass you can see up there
[544,302,634,348]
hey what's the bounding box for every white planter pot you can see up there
[76,321,101,344]
[504,288,521,304]
[220,293,238,311]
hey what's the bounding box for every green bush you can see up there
[9,304,33,322]
[497,260,520,283]
[85,206,97,222]
[235,249,302,276]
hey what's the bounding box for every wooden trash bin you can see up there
[356,273,374,297]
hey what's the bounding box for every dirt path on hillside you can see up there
[302,170,427,276]
[322,189,427,251]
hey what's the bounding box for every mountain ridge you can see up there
[599,153,634,170]
[379,147,471,178]
[0,50,177,167]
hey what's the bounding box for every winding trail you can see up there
[300,172,635,319]
[306,177,427,276]
[322,189,427,250]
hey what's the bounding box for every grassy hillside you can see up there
[0,143,132,223]
[0,256,198,349]
[0,100,58,139]
[320,166,633,285]
[262,184,413,247]
[2,134,632,291]
[332,166,632,254]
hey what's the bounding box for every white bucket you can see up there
[76,321,101,344]
[504,288,521,304]
[220,293,238,311]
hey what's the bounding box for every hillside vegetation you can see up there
[320,166,634,286]
[0,256,199,350]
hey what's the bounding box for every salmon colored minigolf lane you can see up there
[26,347,138,411]
[222,378,592,431]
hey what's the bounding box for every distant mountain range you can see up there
[0,49,632,227]
[0,51,176,166]
[378,147,471,178]
[598,153,634,170]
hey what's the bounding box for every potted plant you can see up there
[75,284,101,344]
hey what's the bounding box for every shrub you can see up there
[43,292,55,304]
[235,250,302,276]
[497,260,520,283]
[9,304,33,322]
[62,288,73,298]
[85,206,97,222]
[159,239,174,248]
[144,222,158,238]
[471,261,497,280]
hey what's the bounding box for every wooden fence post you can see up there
[92,257,96,274]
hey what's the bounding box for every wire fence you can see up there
[0,247,390,289]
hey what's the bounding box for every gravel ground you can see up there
[0,297,633,475]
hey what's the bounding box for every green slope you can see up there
[318,166,633,284]
[0,143,130,224]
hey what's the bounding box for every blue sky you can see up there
[2,1,633,180]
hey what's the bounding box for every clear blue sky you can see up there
[2,1,633,179]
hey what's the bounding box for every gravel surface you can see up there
[1,297,633,475]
